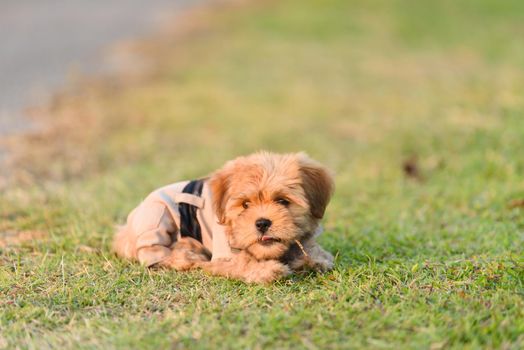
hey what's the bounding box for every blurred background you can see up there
[1,0,523,199]
[0,0,202,135]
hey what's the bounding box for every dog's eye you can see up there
[275,198,290,206]
[242,200,250,209]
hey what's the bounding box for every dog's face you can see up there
[210,152,334,260]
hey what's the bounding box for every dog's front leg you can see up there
[157,237,211,271]
[291,238,334,272]
[197,251,291,284]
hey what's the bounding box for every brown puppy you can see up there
[113,152,335,283]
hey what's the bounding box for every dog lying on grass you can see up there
[113,151,334,283]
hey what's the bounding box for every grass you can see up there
[1,0,524,348]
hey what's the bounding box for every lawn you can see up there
[1,0,523,348]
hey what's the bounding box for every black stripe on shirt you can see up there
[178,179,204,243]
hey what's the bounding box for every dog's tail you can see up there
[112,224,138,261]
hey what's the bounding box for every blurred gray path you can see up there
[0,0,202,135]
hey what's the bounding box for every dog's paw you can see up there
[246,260,291,284]
[306,251,334,272]
[310,257,334,272]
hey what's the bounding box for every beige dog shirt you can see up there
[116,179,232,266]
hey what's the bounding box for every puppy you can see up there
[113,152,335,283]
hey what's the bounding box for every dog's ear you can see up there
[297,153,335,219]
[209,166,232,224]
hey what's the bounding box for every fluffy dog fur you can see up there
[114,152,335,283]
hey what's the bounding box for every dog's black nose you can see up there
[255,218,272,233]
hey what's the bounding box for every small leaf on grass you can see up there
[78,245,99,253]
[402,155,423,181]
